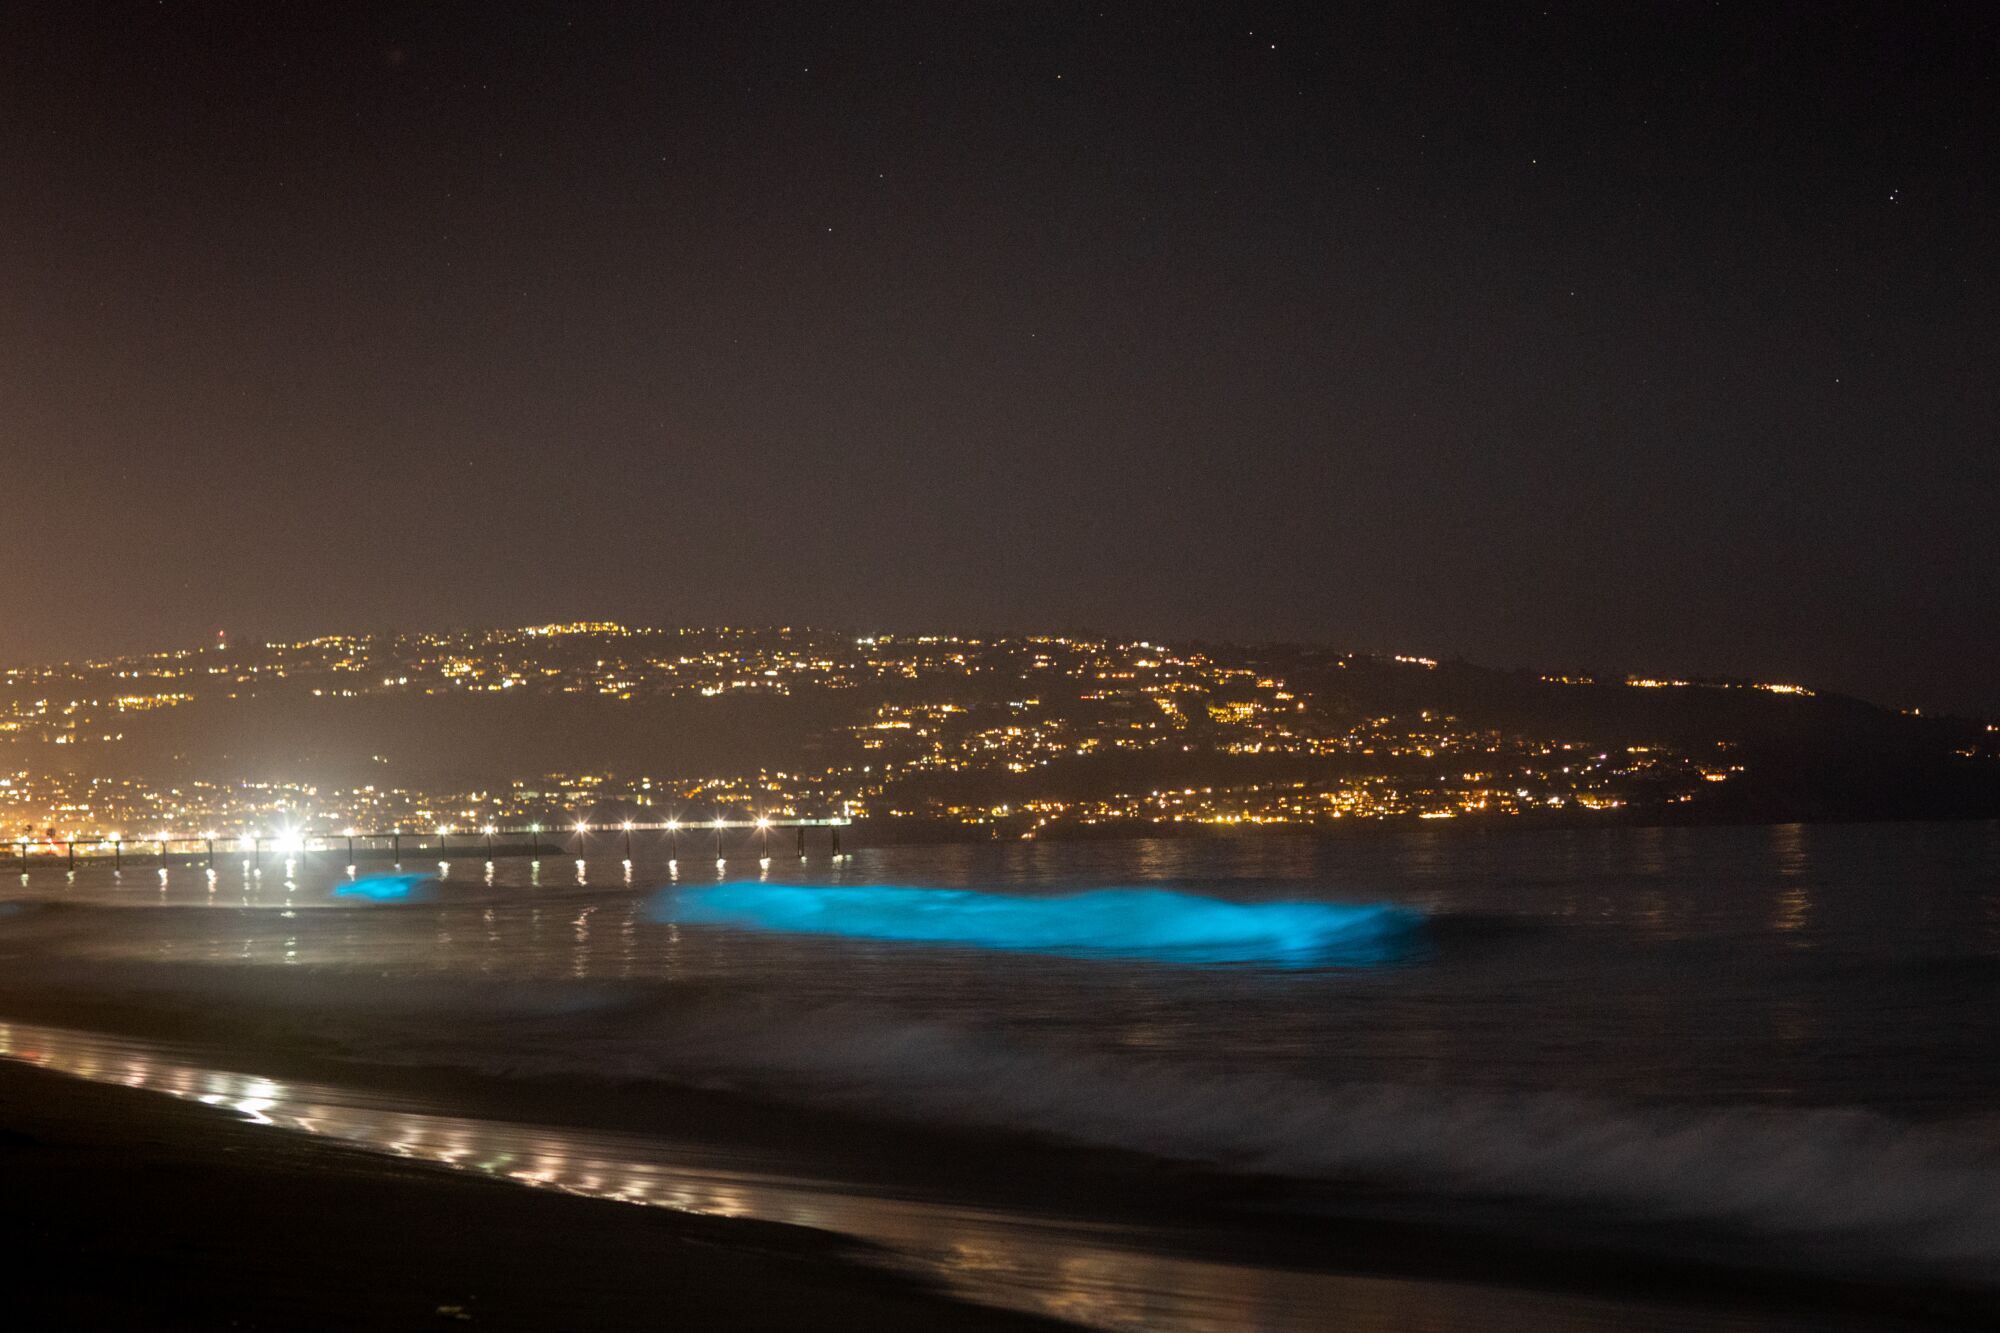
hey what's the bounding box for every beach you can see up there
[0,1052,1073,1330]
[0,1058,1072,1331]
[6,1037,1990,1333]
[3,826,1999,1330]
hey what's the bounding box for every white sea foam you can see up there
[4,956,1997,1284]
[495,1001,2000,1279]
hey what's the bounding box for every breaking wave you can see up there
[7,953,1991,1285]
[427,998,2000,1283]
[330,872,438,903]
[654,883,1421,965]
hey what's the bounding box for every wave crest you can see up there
[565,1003,2000,1281]
[5,955,1997,1284]
[654,883,1420,965]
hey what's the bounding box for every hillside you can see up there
[1,626,1993,836]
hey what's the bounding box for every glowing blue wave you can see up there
[332,873,435,903]
[654,883,1420,966]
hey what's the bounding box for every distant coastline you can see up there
[845,807,2000,848]
[4,625,1995,842]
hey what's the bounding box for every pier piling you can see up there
[20,820,846,868]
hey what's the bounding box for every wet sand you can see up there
[1,1005,1993,1332]
[0,1059,1071,1331]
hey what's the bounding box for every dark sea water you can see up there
[3,821,1998,1330]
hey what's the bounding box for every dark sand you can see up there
[0,1060,1071,1331]
[2,1009,1993,1332]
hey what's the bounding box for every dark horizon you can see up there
[4,2,1994,713]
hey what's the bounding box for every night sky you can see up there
[3,2,1993,712]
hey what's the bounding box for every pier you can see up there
[8,817,851,870]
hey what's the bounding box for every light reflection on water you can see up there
[3,826,2000,1119]
[0,1019,1842,1333]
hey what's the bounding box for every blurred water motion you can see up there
[0,1019,1818,1333]
[3,826,1997,1330]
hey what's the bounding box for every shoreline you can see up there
[7,817,2000,1332]
[3,1009,1995,1331]
[0,1056,1072,1331]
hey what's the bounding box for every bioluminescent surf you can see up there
[652,883,1420,966]
[332,873,435,903]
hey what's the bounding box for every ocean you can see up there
[3,820,1997,1330]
